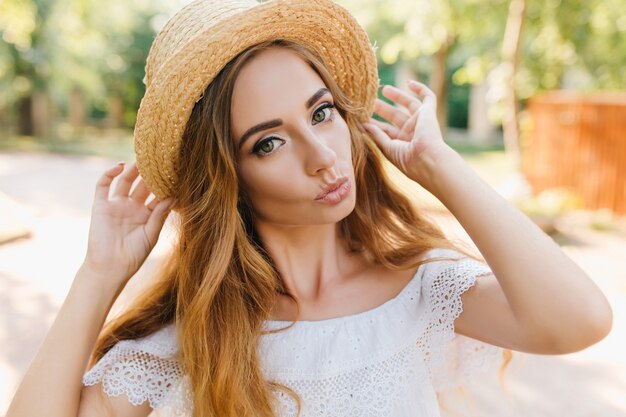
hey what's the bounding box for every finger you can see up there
[382,84,422,114]
[146,194,159,211]
[374,98,409,128]
[370,118,400,139]
[371,113,417,143]
[112,162,140,198]
[94,162,125,201]
[408,80,437,106]
[130,177,151,203]
[398,111,421,141]
[144,198,174,246]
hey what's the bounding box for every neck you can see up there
[255,221,363,303]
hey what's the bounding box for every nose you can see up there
[299,126,337,175]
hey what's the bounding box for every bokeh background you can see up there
[1,0,625,415]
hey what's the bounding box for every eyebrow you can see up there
[238,87,330,149]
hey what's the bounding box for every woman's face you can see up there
[231,47,356,227]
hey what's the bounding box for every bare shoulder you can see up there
[78,383,153,417]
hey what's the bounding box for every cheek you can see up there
[239,160,306,205]
[334,117,352,157]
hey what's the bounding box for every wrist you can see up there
[407,144,465,193]
[74,264,127,299]
[60,267,124,325]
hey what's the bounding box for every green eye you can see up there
[252,137,283,156]
[260,141,274,153]
[313,105,333,123]
[313,107,329,123]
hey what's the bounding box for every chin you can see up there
[319,191,357,224]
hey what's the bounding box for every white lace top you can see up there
[83,248,504,416]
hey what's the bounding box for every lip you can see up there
[315,177,351,204]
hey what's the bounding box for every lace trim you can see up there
[82,325,192,412]
[420,250,503,392]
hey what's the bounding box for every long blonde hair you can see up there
[90,39,509,417]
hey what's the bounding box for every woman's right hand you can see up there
[80,161,174,290]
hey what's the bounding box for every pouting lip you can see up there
[315,177,349,200]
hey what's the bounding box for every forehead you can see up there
[230,47,327,138]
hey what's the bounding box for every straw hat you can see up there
[134,0,379,200]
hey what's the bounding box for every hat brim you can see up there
[134,0,379,200]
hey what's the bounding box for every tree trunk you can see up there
[501,0,526,168]
[469,81,496,144]
[431,45,449,132]
[32,92,50,138]
[18,96,34,136]
[107,95,125,128]
[68,86,86,131]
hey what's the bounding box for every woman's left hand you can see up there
[364,81,453,187]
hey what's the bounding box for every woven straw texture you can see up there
[134,0,379,200]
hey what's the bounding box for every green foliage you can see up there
[0,0,624,134]
[0,0,186,129]
[339,0,625,128]
[339,0,508,67]
[448,81,470,128]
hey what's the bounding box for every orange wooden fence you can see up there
[522,92,626,215]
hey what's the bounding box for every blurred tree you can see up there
[339,0,625,163]
[0,0,56,136]
[47,0,166,129]
[339,0,509,130]
[521,0,626,94]
[1,0,183,137]
[458,0,626,163]
[500,0,526,167]
[1,0,624,140]
[454,0,626,121]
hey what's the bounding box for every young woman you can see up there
[7,1,612,416]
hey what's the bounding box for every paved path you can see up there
[0,151,624,416]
